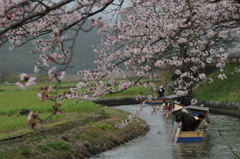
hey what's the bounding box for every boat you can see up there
[172,105,210,143]
[146,98,170,105]
[146,94,179,105]
[147,94,192,105]
[146,95,190,114]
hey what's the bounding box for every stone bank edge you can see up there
[93,97,240,119]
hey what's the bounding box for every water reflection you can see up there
[173,134,211,159]
[91,105,240,159]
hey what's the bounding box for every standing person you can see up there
[157,85,165,98]
[172,107,196,131]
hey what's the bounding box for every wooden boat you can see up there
[147,95,189,115]
[172,105,210,143]
[173,129,206,143]
[146,98,170,105]
[146,94,179,105]
[147,94,192,106]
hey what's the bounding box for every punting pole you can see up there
[173,122,182,144]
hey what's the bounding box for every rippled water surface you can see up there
[91,105,240,159]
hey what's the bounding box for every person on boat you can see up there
[172,106,196,131]
[195,114,209,130]
[157,85,165,98]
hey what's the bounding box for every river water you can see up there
[91,105,240,159]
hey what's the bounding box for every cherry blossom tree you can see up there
[77,0,240,101]
[68,0,240,127]
[75,0,240,127]
[0,0,125,127]
[1,0,240,128]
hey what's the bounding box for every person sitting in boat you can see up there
[163,103,172,111]
[172,106,196,131]
[157,85,165,98]
[195,114,209,130]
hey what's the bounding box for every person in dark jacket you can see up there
[173,107,196,131]
[157,85,165,98]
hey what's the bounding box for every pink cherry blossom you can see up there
[20,73,29,81]
[1,0,240,128]
[25,77,36,86]
[27,111,41,129]
[16,81,26,89]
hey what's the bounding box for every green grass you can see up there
[0,78,162,139]
[61,100,97,112]
[0,82,109,139]
[47,140,70,150]
[20,146,32,156]
[2,64,239,138]
[0,82,77,91]
[193,64,240,102]
[0,86,98,115]
[94,123,114,131]
[0,103,109,139]
[0,90,52,115]
[29,136,43,142]
[37,144,50,152]
[0,79,132,139]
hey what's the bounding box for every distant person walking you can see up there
[158,85,165,98]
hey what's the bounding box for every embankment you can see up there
[94,97,240,119]
[93,97,146,106]
[1,97,239,159]
[0,104,149,159]
[197,99,240,119]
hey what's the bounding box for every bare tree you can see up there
[0,68,11,83]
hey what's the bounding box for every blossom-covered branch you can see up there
[2,0,240,128]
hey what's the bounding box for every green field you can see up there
[3,64,239,141]
[0,81,153,139]
[0,63,239,143]
[0,87,102,139]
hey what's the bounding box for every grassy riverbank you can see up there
[193,64,240,103]
[1,64,239,138]
[0,82,151,139]
[193,64,240,116]
[0,81,151,158]
[0,64,240,158]
[0,105,149,159]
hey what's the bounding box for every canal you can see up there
[91,105,240,159]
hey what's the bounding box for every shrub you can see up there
[47,140,69,150]
[95,123,114,131]
[37,144,50,152]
